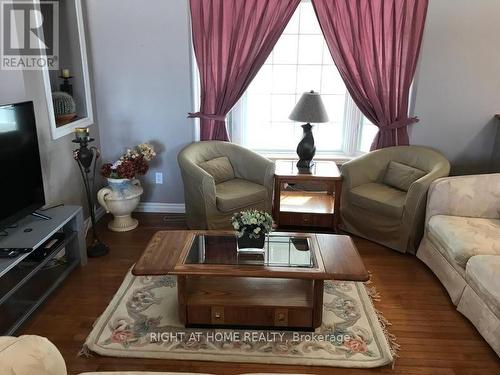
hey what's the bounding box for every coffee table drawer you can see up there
[279,212,333,228]
[187,305,313,328]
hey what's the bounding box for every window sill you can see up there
[258,152,361,165]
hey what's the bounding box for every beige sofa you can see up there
[178,141,275,229]
[340,146,450,253]
[0,335,204,375]
[0,335,288,374]
[417,174,500,356]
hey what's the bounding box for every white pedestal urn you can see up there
[97,178,143,232]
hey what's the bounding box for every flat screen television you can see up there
[0,101,45,231]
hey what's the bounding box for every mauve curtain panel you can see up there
[312,0,429,150]
[189,0,301,141]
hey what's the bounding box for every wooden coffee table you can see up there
[133,231,368,330]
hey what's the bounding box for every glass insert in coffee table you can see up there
[184,234,315,268]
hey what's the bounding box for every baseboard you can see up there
[84,206,106,237]
[95,206,106,221]
[135,202,186,214]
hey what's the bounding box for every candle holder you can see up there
[59,75,74,96]
[72,134,109,257]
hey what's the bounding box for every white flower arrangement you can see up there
[137,143,156,161]
[231,209,273,239]
[120,143,156,162]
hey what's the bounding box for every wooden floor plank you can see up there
[18,213,499,374]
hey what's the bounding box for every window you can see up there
[230,1,377,157]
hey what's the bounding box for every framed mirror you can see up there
[40,0,93,139]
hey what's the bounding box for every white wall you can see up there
[0,48,100,216]
[0,71,26,104]
[410,0,500,174]
[81,0,500,207]
[84,0,194,204]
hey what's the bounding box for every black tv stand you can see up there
[31,211,51,220]
[0,205,86,334]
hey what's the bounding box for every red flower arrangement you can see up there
[101,143,156,180]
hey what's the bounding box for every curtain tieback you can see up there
[382,117,419,130]
[187,112,226,122]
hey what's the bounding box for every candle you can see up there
[62,69,70,78]
[75,127,89,141]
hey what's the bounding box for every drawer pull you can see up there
[274,309,288,326]
[211,307,225,323]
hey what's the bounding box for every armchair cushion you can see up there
[199,156,234,184]
[465,255,500,317]
[215,179,267,213]
[428,215,500,268]
[383,161,426,191]
[349,182,406,218]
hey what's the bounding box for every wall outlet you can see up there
[155,172,163,184]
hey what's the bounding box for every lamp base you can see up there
[296,123,316,174]
[87,241,109,258]
[296,163,315,174]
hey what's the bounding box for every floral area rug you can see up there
[83,269,395,368]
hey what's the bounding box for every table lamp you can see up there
[289,90,329,173]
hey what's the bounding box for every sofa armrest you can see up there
[425,174,500,223]
[0,335,67,375]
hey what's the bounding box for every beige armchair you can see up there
[340,146,450,253]
[178,141,275,229]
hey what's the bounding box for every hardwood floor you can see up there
[19,213,499,374]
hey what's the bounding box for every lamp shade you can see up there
[288,90,329,123]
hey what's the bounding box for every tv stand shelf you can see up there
[0,206,86,335]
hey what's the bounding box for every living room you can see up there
[0,0,499,374]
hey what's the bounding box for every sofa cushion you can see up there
[349,182,406,218]
[199,156,234,184]
[80,373,210,375]
[465,255,500,317]
[0,335,67,375]
[383,161,426,191]
[215,178,267,213]
[427,215,500,268]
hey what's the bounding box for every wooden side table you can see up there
[273,160,342,232]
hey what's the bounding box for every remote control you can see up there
[0,248,32,253]
[0,249,20,258]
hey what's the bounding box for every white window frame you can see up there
[227,0,372,161]
[229,83,371,162]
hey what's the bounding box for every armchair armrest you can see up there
[399,163,450,252]
[340,151,390,189]
[405,168,448,216]
[230,146,275,188]
[177,155,217,216]
[425,174,500,222]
